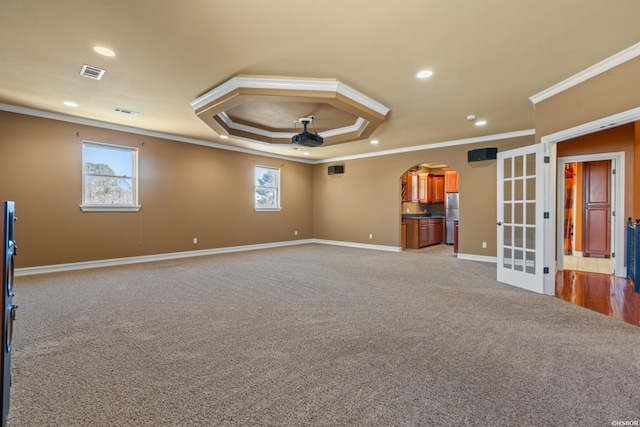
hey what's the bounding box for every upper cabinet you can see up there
[402,172,418,202]
[403,168,449,203]
[418,173,429,203]
[444,170,459,193]
[418,173,444,203]
[431,175,445,203]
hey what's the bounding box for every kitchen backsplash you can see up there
[401,202,444,215]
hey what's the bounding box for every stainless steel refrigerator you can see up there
[445,192,459,244]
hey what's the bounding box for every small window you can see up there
[254,166,281,211]
[81,141,140,212]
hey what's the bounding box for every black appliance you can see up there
[0,201,16,427]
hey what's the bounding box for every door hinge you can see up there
[543,267,550,274]
[544,212,550,219]
[612,252,615,258]
[544,156,550,163]
[612,211,615,217]
[612,169,616,175]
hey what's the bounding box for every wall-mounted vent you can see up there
[113,107,139,116]
[79,64,105,80]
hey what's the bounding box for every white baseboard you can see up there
[15,238,404,276]
[456,253,497,264]
[15,239,314,276]
[311,239,402,253]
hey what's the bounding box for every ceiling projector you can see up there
[291,116,323,147]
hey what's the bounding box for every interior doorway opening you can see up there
[400,162,459,252]
[562,160,612,274]
[557,153,624,277]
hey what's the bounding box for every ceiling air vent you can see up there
[79,64,105,80]
[113,107,139,116]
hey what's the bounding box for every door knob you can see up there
[497,221,503,226]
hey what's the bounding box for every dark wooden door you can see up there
[583,160,611,257]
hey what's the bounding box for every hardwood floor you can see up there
[555,269,640,327]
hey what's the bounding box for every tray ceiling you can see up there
[0,0,639,160]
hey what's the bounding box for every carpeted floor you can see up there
[9,244,640,426]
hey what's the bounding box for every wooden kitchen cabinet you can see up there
[406,218,444,249]
[431,175,445,203]
[418,173,429,203]
[401,222,407,249]
[402,172,417,202]
[401,172,413,202]
[444,170,459,193]
[431,219,443,244]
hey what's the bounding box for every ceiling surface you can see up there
[1,0,639,161]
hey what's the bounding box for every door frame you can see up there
[540,106,640,295]
[556,153,624,276]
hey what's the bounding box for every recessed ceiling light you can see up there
[93,46,116,57]
[370,139,379,145]
[466,114,476,121]
[303,152,310,155]
[416,70,433,79]
[475,120,487,126]
[63,101,79,107]
[220,135,229,139]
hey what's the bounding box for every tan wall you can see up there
[556,123,635,224]
[0,112,313,268]
[536,54,640,234]
[312,135,533,256]
[636,121,640,219]
[535,56,640,139]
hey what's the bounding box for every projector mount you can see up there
[291,115,323,147]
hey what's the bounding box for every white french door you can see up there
[497,144,545,293]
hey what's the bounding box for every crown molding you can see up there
[316,129,536,164]
[190,76,390,116]
[218,112,366,139]
[0,103,535,165]
[540,106,640,144]
[530,41,640,105]
[0,103,315,164]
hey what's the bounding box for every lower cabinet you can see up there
[406,218,444,249]
[431,220,443,244]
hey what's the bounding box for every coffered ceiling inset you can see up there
[190,76,390,147]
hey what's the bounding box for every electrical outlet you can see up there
[482,241,487,248]
[369,233,373,239]
[406,208,410,213]
[193,237,198,244]
[294,230,298,236]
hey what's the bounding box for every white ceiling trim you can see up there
[529,41,640,105]
[319,118,367,138]
[0,103,314,164]
[190,76,391,116]
[540,106,640,145]
[218,112,295,139]
[218,112,366,139]
[316,129,536,164]
[0,103,534,165]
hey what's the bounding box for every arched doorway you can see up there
[400,162,459,252]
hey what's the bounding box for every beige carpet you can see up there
[9,244,640,426]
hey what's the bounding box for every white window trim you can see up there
[80,141,141,212]
[254,165,282,212]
